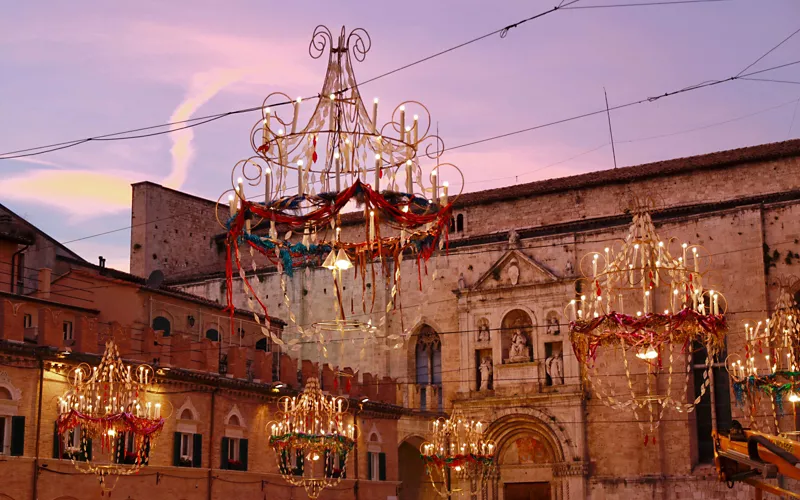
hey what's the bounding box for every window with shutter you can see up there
[378,452,386,481]
[220,437,229,470]
[192,434,202,468]
[10,416,25,456]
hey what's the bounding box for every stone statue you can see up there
[508,260,520,286]
[477,322,490,343]
[546,350,564,385]
[564,260,574,276]
[458,273,467,290]
[508,229,520,248]
[507,328,531,363]
[546,316,560,335]
[479,357,493,391]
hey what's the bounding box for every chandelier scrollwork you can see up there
[268,378,355,499]
[420,410,496,497]
[567,197,728,442]
[56,340,165,494]
[219,25,463,349]
[728,282,800,434]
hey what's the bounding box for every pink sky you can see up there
[1,0,799,272]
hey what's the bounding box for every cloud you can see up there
[0,168,138,222]
[162,68,250,190]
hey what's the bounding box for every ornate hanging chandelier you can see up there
[567,198,728,443]
[56,340,165,494]
[420,410,496,497]
[729,284,800,433]
[268,377,355,499]
[218,25,461,358]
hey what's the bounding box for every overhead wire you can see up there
[0,0,747,161]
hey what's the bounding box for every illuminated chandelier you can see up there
[56,340,164,494]
[218,25,461,356]
[420,410,496,497]
[268,377,355,499]
[567,198,728,443]
[728,284,800,433]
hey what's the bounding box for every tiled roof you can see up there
[451,138,800,208]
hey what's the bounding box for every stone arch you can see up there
[0,380,21,401]
[203,321,226,343]
[176,396,198,421]
[485,407,577,462]
[225,404,244,427]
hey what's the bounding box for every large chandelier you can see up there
[420,410,496,497]
[268,377,355,499]
[567,198,728,443]
[56,340,164,494]
[729,285,800,433]
[218,25,461,357]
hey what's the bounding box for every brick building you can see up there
[129,138,800,499]
[0,213,403,500]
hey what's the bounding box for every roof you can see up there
[56,255,286,326]
[0,202,87,262]
[451,138,800,208]
[0,290,101,314]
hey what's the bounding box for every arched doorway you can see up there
[398,435,437,500]
[485,413,567,500]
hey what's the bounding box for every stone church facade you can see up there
[131,138,800,499]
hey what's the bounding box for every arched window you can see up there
[179,408,194,420]
[205,329,219,342]
[0,387,11,400]
[152,316,171,337]
[255,338,269,352]
[449,217,456,232]
[456,213,464,233]
[415,326,442,411]
[228,414,240,427]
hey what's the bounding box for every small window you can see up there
[179,408,193,420]
[370,453,380,480]
[152,316,171,337]
[255,338,270,352]
[456,213,464,233]
[65,425,81,450]
[23,314,32,329]
[180,433,192,459]
[228,414,240,427]
[228,438,240,462]
[367,451,386,481]
[0,416,6,455]
[63,321,73,341]
[237,327,246,339]
[206,329,219,342]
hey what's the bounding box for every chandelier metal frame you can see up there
[420,410,496,498]
[56,340,165,494]
[268,377,355,499]
[567,197,728,441]
[217,25,463,356]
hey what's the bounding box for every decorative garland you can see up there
[420,453,496,469]
[57,409,165,439]
[569,309,728,365]
[269,432,355,454]
[225,179,452,324]
[733,371,800,415]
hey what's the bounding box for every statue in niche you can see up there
[546,316,560,335]
[546,349,564,385]
[477,320,491,343]
[479,357,493,391]
[507,229,520,248]
[508,259,520,286]
[507,328,531,363]
[458,273,467,290]
[564,259,574,276]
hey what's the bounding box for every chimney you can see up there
[38,268,51,299]
[98,256,106,268]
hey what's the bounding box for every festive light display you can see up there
[56,340,165,494]
[567,198,728,442]
[420,410,496,497]
[268,378,355,499]
[728,286,800,433]
[217,25,461,356]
